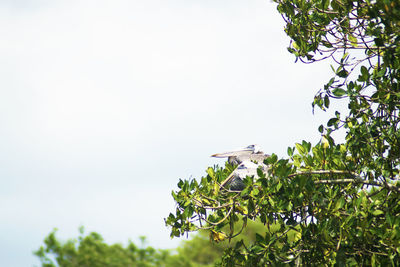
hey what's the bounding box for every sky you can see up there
[0,0,340,266]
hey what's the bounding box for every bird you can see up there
[211,145,270,191]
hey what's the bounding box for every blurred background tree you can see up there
[35,220,266,267]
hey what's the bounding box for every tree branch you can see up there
[288,170,357,178]
[288,170,400,193]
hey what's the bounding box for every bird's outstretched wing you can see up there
[211,145,270,190]
[211,145,256,165]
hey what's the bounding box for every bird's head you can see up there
[245,144,262,153]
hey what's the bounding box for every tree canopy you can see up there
[166,0,400,265]
[35,221,266,267]
[34,227,169,267]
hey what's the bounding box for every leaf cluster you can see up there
[34,224,268,267]
[166,141,400,265]
[167,1,400,265]
[34,228,170,267]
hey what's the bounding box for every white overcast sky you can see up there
[0,0,341,266]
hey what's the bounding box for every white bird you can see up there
[211,145,270,191]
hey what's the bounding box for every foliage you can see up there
[34,227,171,267]
[34,222,266,267]
[175,219,269,267]
[166,0,400,265]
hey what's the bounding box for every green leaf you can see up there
[348,33,358,47]
[257,167,265,178]
[374,38,384,46]
[251,245,264,254]
[265,154,278,164]
[287,146,294,156]
[295,143,306,155]
[332,88,347,97]
[337,69,349,78]
[302,140,311,152]
[372,210,384,216]
[335,197,345,210]
[324,95,330,108]
[206,167,215,178]
[359,66,370,82]
[327,118,339,127]
[255,233,264,243]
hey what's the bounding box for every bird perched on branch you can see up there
[211,145,270,191]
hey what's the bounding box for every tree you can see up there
[34,227,171,267]
[35,222,266,267]
[165,0,400,265]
